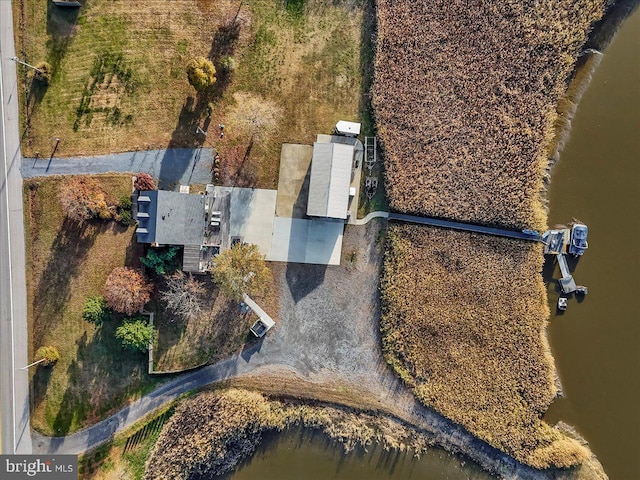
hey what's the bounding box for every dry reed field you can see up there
[374,0,610,470]
[380,225,590,469]
[373,0,606,231]
[145,388,432,480]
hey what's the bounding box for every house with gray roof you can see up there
[136,190,206,246]
[136,190,207,272]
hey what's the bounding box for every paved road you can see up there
[388,212,543,242]
[22,148,215,189]
[0,0,33,454]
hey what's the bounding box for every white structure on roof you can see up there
[307,142,354,220]
[335,120,361,137]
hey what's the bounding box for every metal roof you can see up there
[307,142,353,219]
[136,190,205,246]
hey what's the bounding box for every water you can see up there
[544,7,640,480]
[229,427,493,480]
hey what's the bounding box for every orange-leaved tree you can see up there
[104,267,152,316]
[134,172,156,191]
[58,175,110,222]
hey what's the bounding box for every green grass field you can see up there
[24,174,161,436]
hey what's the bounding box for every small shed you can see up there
[335,120,361,137]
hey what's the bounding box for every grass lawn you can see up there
[24,174,160,436]
[152,277,257,373]
[153,264,280,372]
[15,0,372,189]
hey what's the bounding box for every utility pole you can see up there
[19,358,46,370]
[10,56,42,74]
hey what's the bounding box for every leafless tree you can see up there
[161,271,206,321]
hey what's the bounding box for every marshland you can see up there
[374,0,622,474]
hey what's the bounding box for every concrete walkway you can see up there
[354,211,389,225]
[21,148,215,189]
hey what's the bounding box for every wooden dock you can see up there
[388,213,543,242]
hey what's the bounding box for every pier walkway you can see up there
[387,213,543,242]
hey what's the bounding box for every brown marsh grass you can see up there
[373,0,609,470]
[144,388,432,480]
[373,0,606,231]
[380,225,591,469]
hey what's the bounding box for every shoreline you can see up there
[545,0,637,178]
[543,0,637,401]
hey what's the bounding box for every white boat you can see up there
[558,297,568,311]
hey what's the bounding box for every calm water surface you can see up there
[229,427,493,480]
[229,8,639,480]
[544,7,640,480]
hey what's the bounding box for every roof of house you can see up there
[306,142,353,219]
[136,190,205,246]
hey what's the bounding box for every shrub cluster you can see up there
[35,346,60,366]
[145,389,432,480]
[117,195,133,226]
[380,225,590,468]
[141,246,181,276]
[58,175,112,222]
[104,267,152,316]
[82,295,110,326]
[373,0,605,231]
[115,315,156,352]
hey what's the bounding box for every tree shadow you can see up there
[51,319,151,436]
[124,228,144,269]
[25,77,49,128]
[30,362,54,414]
[285,263,328,303]
[207,18,242,98]
[166,96,207,149]
[46,0,84,77]
[32,217,99,348]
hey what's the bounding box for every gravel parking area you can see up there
[256,219,388,386]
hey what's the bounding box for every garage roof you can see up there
[306,142,353,219]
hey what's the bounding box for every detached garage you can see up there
[306,142,354,220]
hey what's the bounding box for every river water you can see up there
[228,427,493,480]
[544,6,640,480]
[228,8,639,480]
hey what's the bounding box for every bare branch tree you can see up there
[226,91,282,146]
[160,271,206,321]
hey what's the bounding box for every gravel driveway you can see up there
[258,220,387,385]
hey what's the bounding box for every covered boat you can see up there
[569,224,588,256]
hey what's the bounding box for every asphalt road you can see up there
[0,0,33,454]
